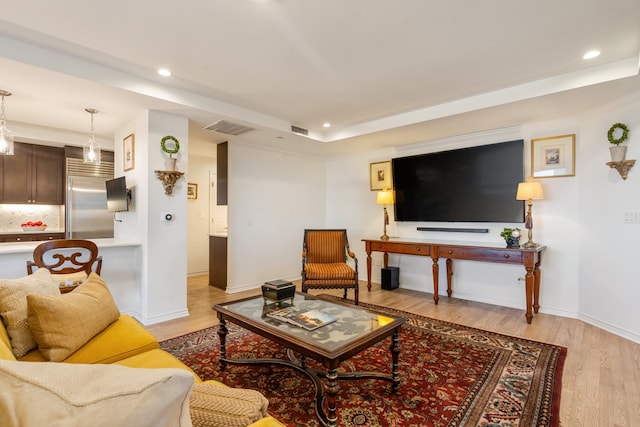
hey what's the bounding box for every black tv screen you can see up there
[392,140,525,223]
[105,176,129,213]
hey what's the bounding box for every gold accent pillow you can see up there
[27,273,120,362]
[0,269,60,358]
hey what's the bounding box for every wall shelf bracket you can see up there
[606,160,635,180]
[154,170,184,195]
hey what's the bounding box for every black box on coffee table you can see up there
[262,279,296,307]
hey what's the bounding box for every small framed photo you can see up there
[531,134,575,178]
[123,134,135,171]
[370,161,392,191]
[187,182,198,200]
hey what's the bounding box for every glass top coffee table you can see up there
[213,293,406,427]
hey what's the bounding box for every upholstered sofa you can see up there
[0,269,284,427]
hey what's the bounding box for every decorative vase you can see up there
[609,146,627,162]
[505,237,520,248]
[164,158,177,171]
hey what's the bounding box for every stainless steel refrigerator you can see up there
[66,175,114,239]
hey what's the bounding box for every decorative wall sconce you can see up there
[155,170,184,195]
[606,160,635,180]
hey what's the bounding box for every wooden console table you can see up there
[362,239,546,323]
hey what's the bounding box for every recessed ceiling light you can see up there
[158,68,172,77]
[323,123,331,128]
[583,50,601,60]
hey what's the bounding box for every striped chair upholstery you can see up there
[301,229,359,304]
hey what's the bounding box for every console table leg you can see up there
[366,251,372,291]
[431,255,440,304]
[533,262,541,314]
[217,317,228,369]
[445,258,453,297]
[525,267,534,324]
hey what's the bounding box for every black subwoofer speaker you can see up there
[381,267,399,290]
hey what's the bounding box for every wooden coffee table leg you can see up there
[390,326,401,392]
[325,368,339,427]
[217,317,228,370]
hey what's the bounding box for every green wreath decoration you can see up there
[607,123,629,145]
[161,135,180,155]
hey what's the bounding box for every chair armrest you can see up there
[26,261,37,275]
[94,256,103,275]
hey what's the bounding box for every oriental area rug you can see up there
[161,299,566,427]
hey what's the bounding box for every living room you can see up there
[1,2,639,426]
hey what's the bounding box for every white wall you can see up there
[577,91,640,340]
[226,141,326,292]
[113,110,189,325]
[229,92,640,344]
[187,153,215,275]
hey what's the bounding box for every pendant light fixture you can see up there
[83,108,101,164]
[0,90,14,156]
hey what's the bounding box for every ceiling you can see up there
[1,0,639,156]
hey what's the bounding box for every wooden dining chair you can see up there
[301,229,359,304]
[26,239,102,292]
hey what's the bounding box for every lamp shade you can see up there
[516,177,544,201]
[376,190,395,205]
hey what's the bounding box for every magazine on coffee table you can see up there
[267,306,337,331]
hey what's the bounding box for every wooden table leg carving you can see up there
[217,317,228,369]
[390,327,401,393]
[366,251,372,291]
[445,258,453,297]
[325,369,339,427]
[431,254,440,304]
[533,257,542,314]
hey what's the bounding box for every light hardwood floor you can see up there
[147,275,640,427]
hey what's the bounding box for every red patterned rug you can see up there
[161,299,566,427]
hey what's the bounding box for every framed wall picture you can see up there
[370,161,392,191]
[123,134,135,171]
[531,134,575,178]
[187,182,198,200]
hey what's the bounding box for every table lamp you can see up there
[376,190,394,241]
[516,177,544,248]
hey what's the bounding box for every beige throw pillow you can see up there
[27,273,120,362]
[0,360,194,427]
[0,269,60,358]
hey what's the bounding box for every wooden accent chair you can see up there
[301,229,359,305]
[26,239,102,292]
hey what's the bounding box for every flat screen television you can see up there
[392,140,525,223]
[105,176,129,213]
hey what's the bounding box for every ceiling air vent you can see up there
[291,125,308,136]
[204,120,255,136]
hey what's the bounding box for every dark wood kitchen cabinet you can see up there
[0,233,65,243]
[216,141,228,205]
[209,235,227,290]
[0,142,65,205]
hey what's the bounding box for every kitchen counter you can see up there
[209,231,228,238]
[0,229,65,235]
[0,238,141,254]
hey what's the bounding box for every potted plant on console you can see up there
[500,227,521,248]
